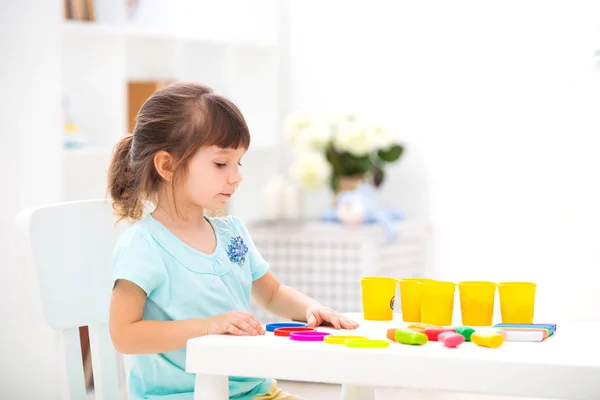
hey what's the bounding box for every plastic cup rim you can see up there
[458,281,497,286]
[421,280,455,286]
[398,278,434,282]
[498,281,536,286]
[361,276,397,281]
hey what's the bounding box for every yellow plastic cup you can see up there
[420,281,456,326]
[361,276,398,321]
[398,278,434,322]
[498,282,537,324]
[458,281,497,326]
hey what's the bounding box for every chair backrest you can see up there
[15,199,129,400]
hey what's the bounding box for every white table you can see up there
[186,313,600,400]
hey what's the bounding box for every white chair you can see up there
[15,199,129,400]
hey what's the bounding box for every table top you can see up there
[186,313,600,399]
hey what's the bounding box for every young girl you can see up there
[108,82,359,400]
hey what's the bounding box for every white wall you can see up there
[286,0,600,321]
[0,0,68,398]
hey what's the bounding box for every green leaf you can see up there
[330,173,339,192]
[340,153,371,175]
[378,144,404,163]
[326,147,343,174]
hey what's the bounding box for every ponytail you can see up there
[108,134,143,222]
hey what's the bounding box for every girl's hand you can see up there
[208,311,266,336]
[305,305,360,330]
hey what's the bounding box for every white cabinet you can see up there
[248,220,433,323]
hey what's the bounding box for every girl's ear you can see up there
[154,151,175,182]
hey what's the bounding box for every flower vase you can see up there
[334,174,368,196]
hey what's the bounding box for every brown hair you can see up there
[108,82,250,222]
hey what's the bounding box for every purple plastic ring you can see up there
[289,331,331,342]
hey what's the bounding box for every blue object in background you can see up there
[319,184,404,242]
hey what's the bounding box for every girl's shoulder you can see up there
[114,215,161,253]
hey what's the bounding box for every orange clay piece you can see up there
[387,328,398,341]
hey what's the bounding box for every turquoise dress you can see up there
[112,214,272,399]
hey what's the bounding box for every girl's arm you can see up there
[110,280,264,354]
[252,271,359,329]
[251,271,321,322]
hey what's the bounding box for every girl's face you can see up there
[183,145,246,210]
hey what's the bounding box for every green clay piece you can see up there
[455,326,475,341]
[395,328,428,345]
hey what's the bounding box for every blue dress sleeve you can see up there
[111,228,167,296]
[230,216,270,281]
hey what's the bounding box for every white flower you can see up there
[333,118,372,156]
[367,124,395,150]
[285,112,331,151]
[289,150,331,191]
[284,112,313,146]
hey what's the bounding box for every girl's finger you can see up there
[340,318,359,329]
[339,315,358,326]
[328,314,342,329]
[307,313,318,327]
[245,316,265,334]
[235,320,258,336]
[227,325,244,336]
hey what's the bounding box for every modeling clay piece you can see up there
[345,339,391,348]
[324,335,367,344]
[454,326,476,341]
[266,322,308,332]
[425,327,456,341]
[407,323,436,330]
[387,328,398,341]
[471,331,504,348]
[477,328,507,340]
[394,329,428,345]
[273,327,315,337]
[438,331,465,348]
[410,327,425,333]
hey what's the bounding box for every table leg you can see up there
[193,374,228,400]
[341,384,375,400]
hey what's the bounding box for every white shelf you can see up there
[60,1,283,202]
[63,146,113,157]
[62,20,277,47]
[62,20,121,36]
[124,26,277,47]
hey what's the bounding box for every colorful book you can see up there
[492,323,557,342]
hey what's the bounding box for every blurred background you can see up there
[1,0,600,398]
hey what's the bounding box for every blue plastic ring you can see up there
[265,322,308,332]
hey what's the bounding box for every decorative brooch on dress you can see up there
[227,236,248,266]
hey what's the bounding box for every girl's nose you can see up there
[229,168,243,185]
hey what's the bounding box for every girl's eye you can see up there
[215,163,226,168]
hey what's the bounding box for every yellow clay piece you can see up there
[471,331,504,348]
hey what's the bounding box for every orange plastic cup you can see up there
[398,278,434,322]
[498,282,537,324]
[458,281,497,326]
[361,276,398,321]
[420,281,456,326]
